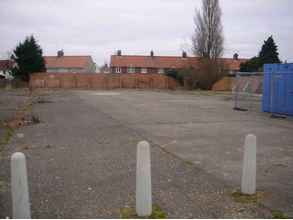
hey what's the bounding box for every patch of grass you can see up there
[231,190,265,204]
[185,160,194,166]
[271,210,288,219]
[0,126,14,148]
[120,205,167,219]
[24,102,33,111]
[0,180,7,193]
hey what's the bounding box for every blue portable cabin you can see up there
[263,63,293,116]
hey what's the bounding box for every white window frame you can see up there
[158,68,165,74]
[141,68,147,74]
[115,67,122,73]
[128,66,135,73]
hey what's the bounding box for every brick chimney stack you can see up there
[57,50,64,57]
[182,51,187,58]
[150,50,154,57]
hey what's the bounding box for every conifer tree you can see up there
[259,36,281,65]
[11,35,46,81]
[240,36,281,72]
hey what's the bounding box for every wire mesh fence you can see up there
[232,72,263,112]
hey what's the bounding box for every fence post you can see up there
[136,141,152,217]
[241,134,257,195]
[11,152,31,219]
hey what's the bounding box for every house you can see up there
[44,50,96,73]
[110,50,248,74]
[0,59,14,79]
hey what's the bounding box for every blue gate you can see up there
[263,63,293,116]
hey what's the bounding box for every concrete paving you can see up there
[78,90,293,216]
[0,89,292,218]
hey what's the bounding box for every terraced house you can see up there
[110,50,247,75]
[44,50,96,73]
[0,59,14,79]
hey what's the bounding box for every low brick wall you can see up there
[29,73,177,90]
[0,79,28,89]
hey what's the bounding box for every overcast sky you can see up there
[0,0,292,65]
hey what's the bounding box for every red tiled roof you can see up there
[0,60,14,71]
[44,56,93,69]
[110,55,248,71]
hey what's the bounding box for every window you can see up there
[128,67,135,73]
[158,68,165,74]
[115,67,122,73]
[141,68,147,74]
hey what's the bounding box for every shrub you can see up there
[183,58,227,90]
[165,69,184,86]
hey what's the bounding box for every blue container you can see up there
[263,63,293,116]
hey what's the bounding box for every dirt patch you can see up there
[34,97,54,104]
[231,190,266,204]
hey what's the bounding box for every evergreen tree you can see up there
[240,36,281,72]
[11,35,46,81]
[259,36,281,65]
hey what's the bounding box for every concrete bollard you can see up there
[11,152,31,219]
[136,141,152,217]
[241,134,257,195]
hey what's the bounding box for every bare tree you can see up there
[192,0,224,59]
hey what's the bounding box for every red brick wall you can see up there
[30,73,177,90]
[212,77,233,91]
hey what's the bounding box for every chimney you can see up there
[117,50,122,56]
[233,53,239,60]
[57,50,64,57]
[150,50,154,57]
[182,51,187,58]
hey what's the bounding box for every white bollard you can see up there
[241,134,257,195]
[136,141,152,217]
[11,152,31,219]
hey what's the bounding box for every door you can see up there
[285,73,293,116]
[271,73,286,114]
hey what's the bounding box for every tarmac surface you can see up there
[0,89,292,218]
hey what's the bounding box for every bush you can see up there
[183,58,227,90]
[165,69,184,85]
[240,57,262,72]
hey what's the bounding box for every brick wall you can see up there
[212,77,233,91]
[30,73,177,90]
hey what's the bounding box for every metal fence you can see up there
[232,72,263,112]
